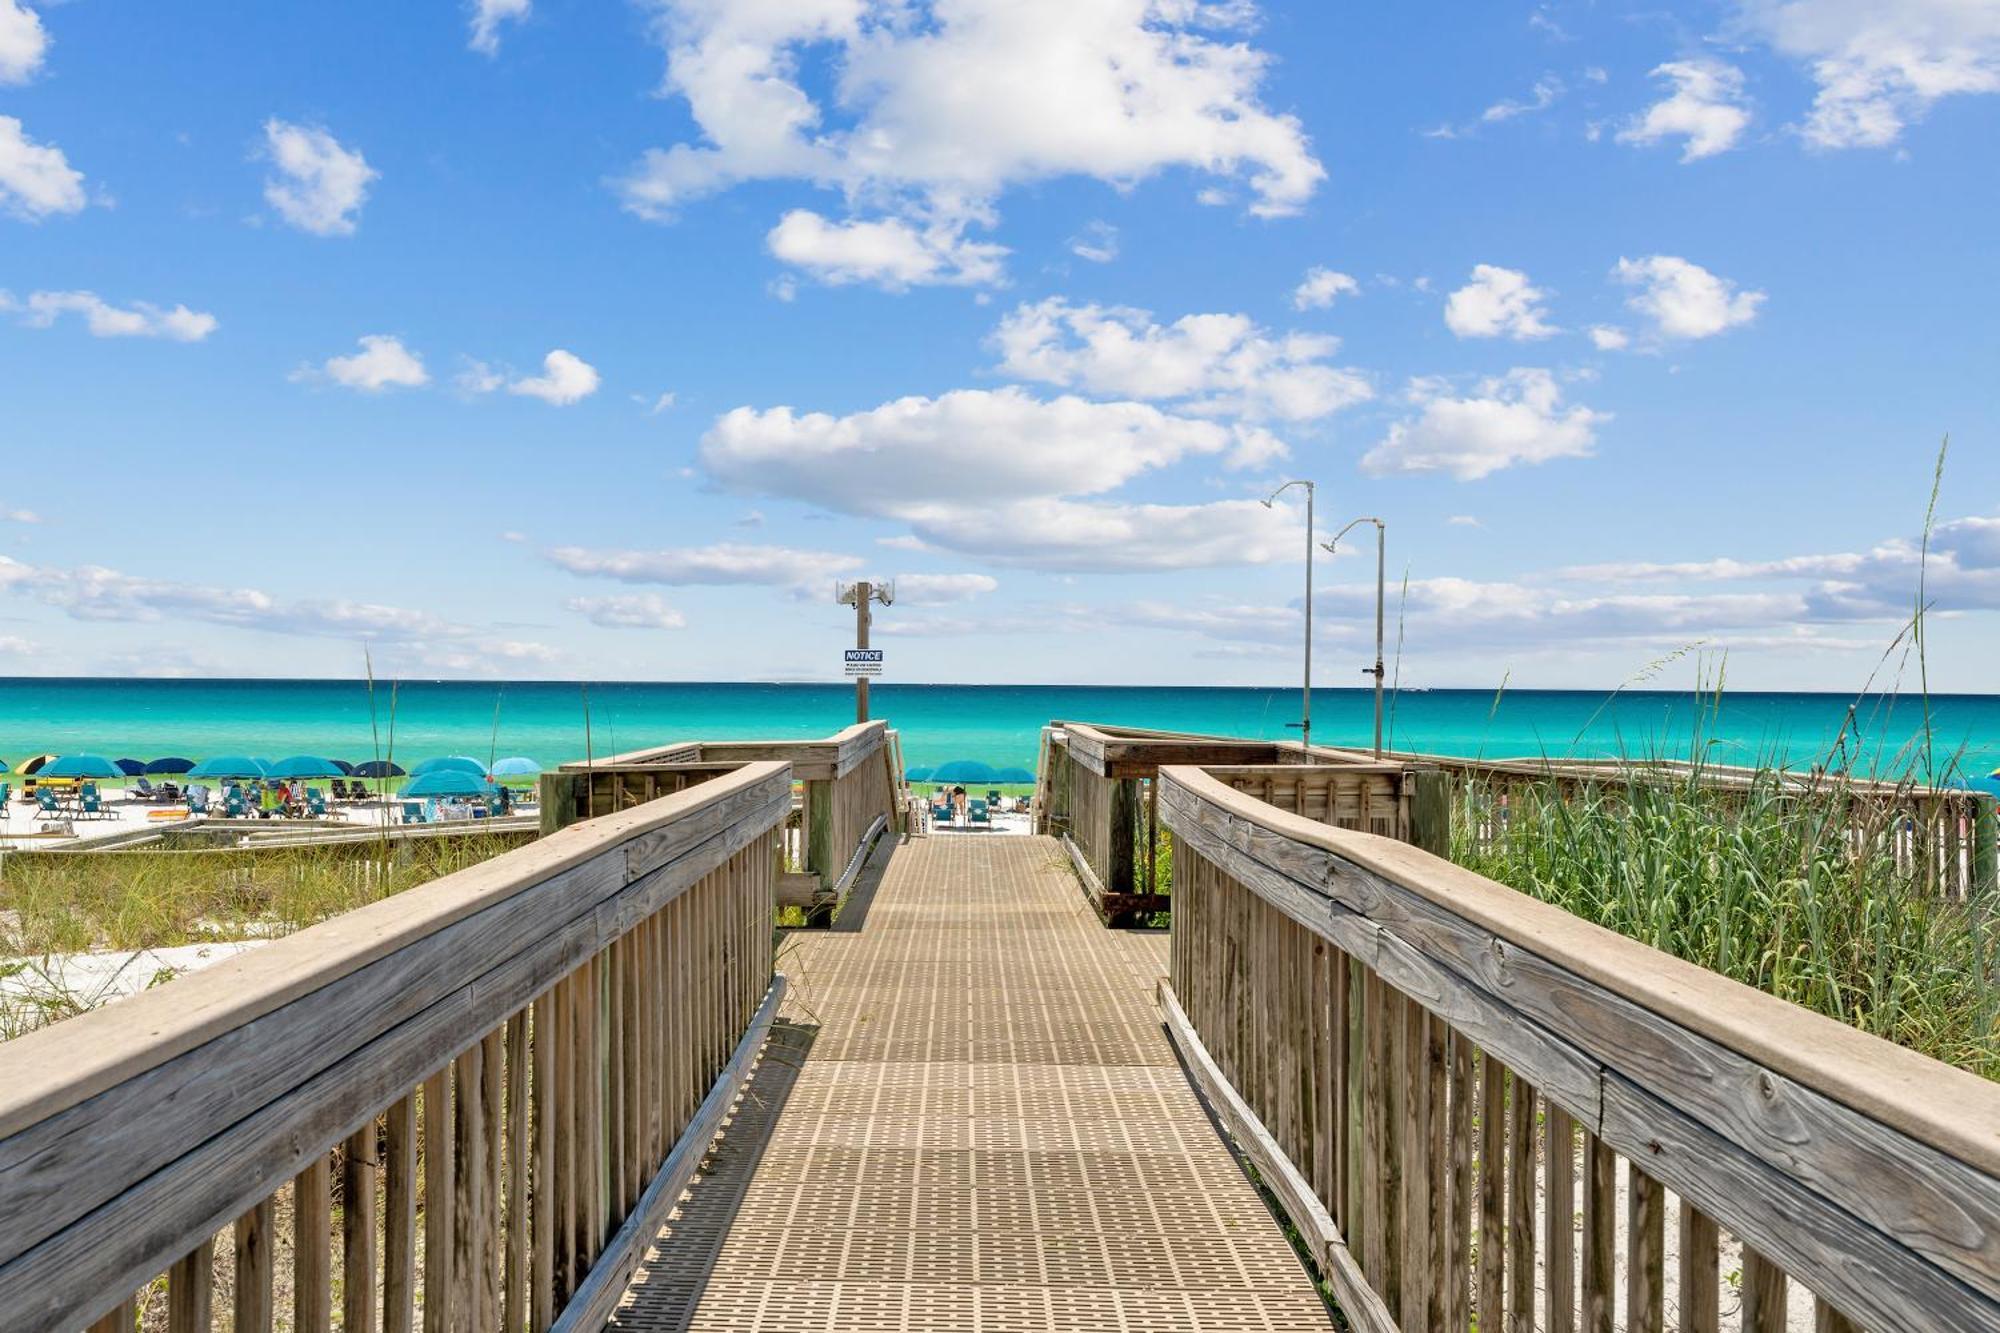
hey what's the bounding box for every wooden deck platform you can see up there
[608,834,1329,1331]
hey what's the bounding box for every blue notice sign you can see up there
[844,648,884,677]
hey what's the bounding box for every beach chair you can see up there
[186,787,210,815]
[134,777,155,802]
[34,788,61,818]
[80,788,106,819]
[225,789,248,819]
[969,799,990,827]
[306,789,328,818]
[402,800,427,825]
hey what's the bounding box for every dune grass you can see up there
[1449,760,2000,1078]
[0,833,530,957]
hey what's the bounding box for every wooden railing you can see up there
[1043,720,2000,904]
[0,760,793,1333]
[1038,722,1429,923]
[544,721,903,920]
[1158,763,2000,1332]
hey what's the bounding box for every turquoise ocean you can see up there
[0,679,1997,783]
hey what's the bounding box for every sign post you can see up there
[837,580,893,722]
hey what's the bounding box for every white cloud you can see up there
[3,508,38,524]
[1448,515,1482,527]
[1069,220,1119,264]
[699,385,1306,570]
[766,209,1007,289]
[566,592,686,630]
[992,298,1369,423]
[0,555,551,664]
[0,0,47,84]
[644,391,677,414]
[1483,74,1565,122]
[545,543,862,589]
[891,573,999,605]
[616,0,1322,289]
[1613,255,1765,340]
[1619,60,1753,161]
[297,335,430,393]
[704,386,1280,516]
[1361,369,1607,480]
[1734,0,2000,148]
[507,349,600,406]
[3,289,218,341]
[1588,324,1631,351]
[893,497,1305,572]
[262,119,376,236]
[456,359,505,394]
[1292,266,1360,311]
[1443,265,1558,340]
[469,0,530,55]
[0,115,84,220]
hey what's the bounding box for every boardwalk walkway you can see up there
[611,833,1328,1331]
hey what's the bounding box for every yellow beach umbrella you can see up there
[16,753,58,775]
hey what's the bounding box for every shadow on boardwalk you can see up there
[609,1020,818,1331]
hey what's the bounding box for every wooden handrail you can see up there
[1158,763,2000,1332]
[0,759,793,1333]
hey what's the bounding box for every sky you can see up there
[0,0,1996,691]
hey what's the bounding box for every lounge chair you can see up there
[186,787,210,815]
[133,777,155,802]
[306,788,328,818]
[79,788,105,819]
[225,789,248,818]
[402,800,427,825]
[34,788,61,817]
[0,782,9,806]
[969,799,990,826]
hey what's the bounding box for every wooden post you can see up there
[1975,793,1998,898]
[1409,768,1451,858]
[806,779,834,893]
[538,772,586,836]
[1109,777,1139,896]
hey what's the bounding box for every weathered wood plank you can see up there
[343,1123,380,1333]
[234,1200,274,1333]
[1158,983,1396,1333]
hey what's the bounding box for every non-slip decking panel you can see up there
[611,835,1328,1332]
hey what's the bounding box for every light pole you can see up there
[837,580,894,722]
[1261,479,1316,762]
[1324,517,1386,758]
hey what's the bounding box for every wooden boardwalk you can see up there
[610,833,1329,1331]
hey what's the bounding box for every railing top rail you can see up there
[0,758,792,1138]
[1159,762,2000,1177]
[561,720,888,778]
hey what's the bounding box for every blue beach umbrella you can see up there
[115,758,147,776]
[403,770,498,798]
[145,756,196,775]
[331,759,357,775]
[932,759,999,784]
[42,754,128,779]
[994,766,1036,784]
[489,756,541,780]
[411,755,486,778]
[266,754,347,780]
[351,760,406,779]
[187,755,270,779]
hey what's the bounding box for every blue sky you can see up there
[1,0,1996,690]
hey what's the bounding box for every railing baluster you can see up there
[1628,1164,1665,1333]
[234,1198,274,1333]
[345,1122,381,1333]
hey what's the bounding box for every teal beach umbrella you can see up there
[187,756,270,779]
[404,770,498,798]
[932,760,998,784]
[266,755,347,779]
[42,754,127,779]
[490,756,541,780]
[411,755,487,778]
